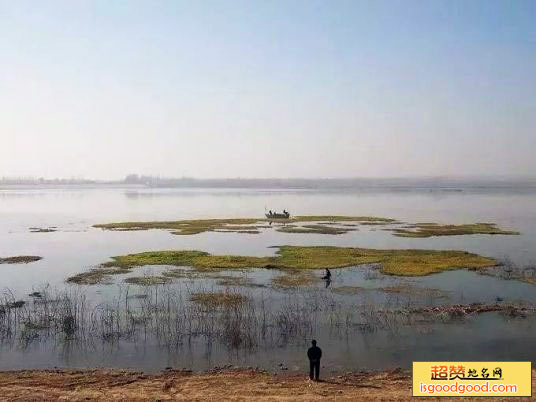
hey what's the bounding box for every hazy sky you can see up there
[1,0,535,179]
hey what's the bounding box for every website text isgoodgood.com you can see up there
[419,381,518,395]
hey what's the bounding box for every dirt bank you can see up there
[0,368,534,401]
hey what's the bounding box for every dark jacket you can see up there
[307,346,322,362]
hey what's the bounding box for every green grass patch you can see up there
[290,215,395,223]
[66,239,498,284]
[124,276,171,286]
[359,221,393,226]
[93,216,395,235]
[213,229,260,234]
[93,216,519,240]
[192,255,274,270]
[94,215,519,238]
[161,270,265,287]
[86,245,496,278]
[161,269,205,280]
[67,251,211,284]
[272,271,322,288]
[66,267,131,285]
[390,223,520,238]
[276,224,356,235]
[102,250,210,268]
[94,219,263,235]
[29,227,57,233]
[0,256,42,264]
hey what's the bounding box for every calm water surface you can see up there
[0,187,535,372]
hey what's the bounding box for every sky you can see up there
[1,0,535,179]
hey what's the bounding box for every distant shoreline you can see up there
[2,176,536,191]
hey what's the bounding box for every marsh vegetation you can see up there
[390,222,520,238]
[190,291,248,308]
[0,283,533,361]
[93,216,519,239]
[29,227,57,233]
[66,245,496,285]
[271,271,322,288]
[94,218,266,235]
[66,267,131,284]
[276,224,356,235]
[0,256,42,265]
[93,216,393,236]
[483,258,536,285]
[124,276,171,286]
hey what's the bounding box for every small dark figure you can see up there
[307,339,322,381]
[321,268,331,280]
[269,210,272,215]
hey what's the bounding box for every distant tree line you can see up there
[2,174,536,190]
[0,177,95,185]
[120,174,536,190]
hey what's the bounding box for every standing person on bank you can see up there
[307,339,322,381]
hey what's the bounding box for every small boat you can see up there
[265,211,290,219]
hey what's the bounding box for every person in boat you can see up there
[322,268,331,280]
[269,210,273,215]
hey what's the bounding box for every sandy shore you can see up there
[0,368,534,401]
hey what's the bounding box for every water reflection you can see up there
[1,187,536,371]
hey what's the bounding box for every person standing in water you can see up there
[307,339,322,381]
[322,268,332,288]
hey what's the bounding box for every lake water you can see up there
[1,186,536,372]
